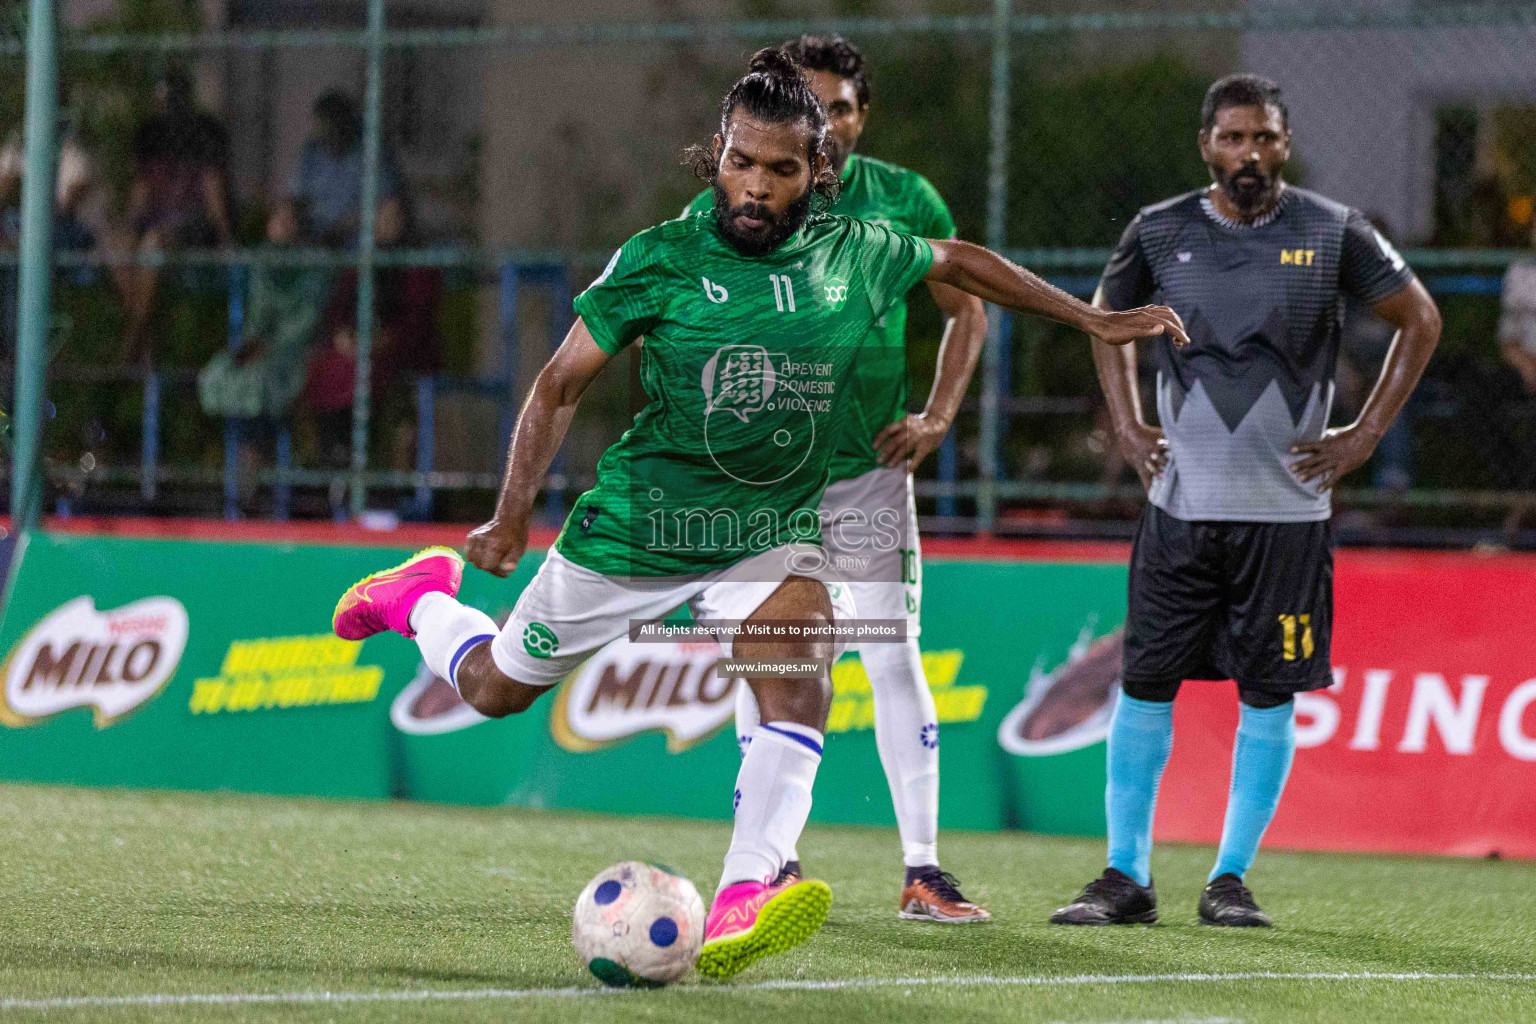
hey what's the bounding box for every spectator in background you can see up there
[1499,217,1536,393]
[197,204,331,425]
[285,90,403,248]
[111,69,234,364]
[0,83,103,359]
[1495,214,1536,534]
[0,84,101,254]
[304,198,441,470]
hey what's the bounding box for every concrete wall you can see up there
[1243,5,1536,241]
[220,1,486,238]
[65,1,1536,247]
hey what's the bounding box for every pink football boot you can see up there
[333,546,464,641]
[695,876,832,981]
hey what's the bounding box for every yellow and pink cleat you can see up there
[333,546,464,641]
[695,876,832,981]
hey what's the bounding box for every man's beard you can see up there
[1218,162,1280,217]
[712,183,813,257]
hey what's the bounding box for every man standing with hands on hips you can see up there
[1052,74,1441,928]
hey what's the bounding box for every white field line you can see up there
[1042,1018,1244,1024]
[2,972,1533,1012]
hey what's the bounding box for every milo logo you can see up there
[523,622,560,659]
[550,637,737,753]
[822,274,850,311]
[0,595,189,728]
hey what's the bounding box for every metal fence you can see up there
[7,2,1536,544]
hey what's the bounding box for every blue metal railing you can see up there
[18,262,1522,521]
[496,262,573,523]
[207,260,576,522]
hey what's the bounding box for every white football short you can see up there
[491,542,859,687]
[819,466,922,638]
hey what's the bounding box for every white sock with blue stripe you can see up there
[733,683,804,864]
[407,591,498,695]
[734,679,760,756]
[719,721,823,891]
[862,639,941,868]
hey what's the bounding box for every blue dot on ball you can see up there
[649,916,679,947]
[593,880,622,905]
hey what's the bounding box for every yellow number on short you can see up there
[1278,613,1314,661]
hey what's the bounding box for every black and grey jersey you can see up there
[1100,186,1415,522]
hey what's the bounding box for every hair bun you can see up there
[747,46,802,79]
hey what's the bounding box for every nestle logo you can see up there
[107,614,169,636]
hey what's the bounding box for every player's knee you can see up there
[456,644,542,718]
[1237,687,1293,710]
[741,574,834,661]
[733,575,836,728]
[778,576,834,639]
[753,675,832,729]
[859,640,925,693]
[1122,678,1181,703]
[463,685,537,719]
[768,574,833,615]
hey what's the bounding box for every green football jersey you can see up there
[685,153,958,481]
[558,210,934,577]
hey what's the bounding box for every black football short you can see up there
[1122,504,1334,695]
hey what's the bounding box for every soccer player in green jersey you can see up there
[334,49,1186,980]
[684,36,993,923]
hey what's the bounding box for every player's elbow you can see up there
[937,290,986,337]
[1412,300,1443,350]
[534,360,586,409]
[1393,290,1442,353]
[958,290,987,323]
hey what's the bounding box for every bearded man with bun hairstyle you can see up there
[333,50,1188,980]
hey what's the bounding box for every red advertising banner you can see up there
[1156,550,1536,859]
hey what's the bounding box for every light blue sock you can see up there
[1210,702,1296,881]
[1105,691,1175,888]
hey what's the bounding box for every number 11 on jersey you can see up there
[769,273,796,312]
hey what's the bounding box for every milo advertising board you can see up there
[390,556,1128,832]
[0,530,1130,836]
[4,528,1532,859]
[0,533,415,799]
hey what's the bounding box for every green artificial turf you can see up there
[1,783,1532,1023]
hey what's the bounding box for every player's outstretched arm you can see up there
[924,239,1190,347]
[1292,279,1442,490]
[1088,285,1167,490]
[465,318,613,577]
[873,281,986,468]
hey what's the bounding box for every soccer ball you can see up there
[571,861,705,987]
